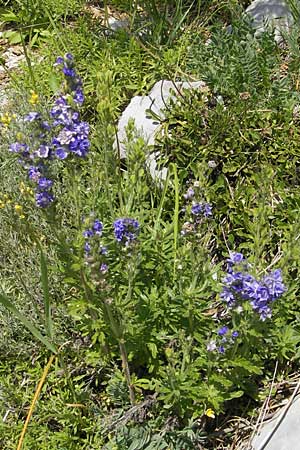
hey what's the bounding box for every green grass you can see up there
[1,1,300,449]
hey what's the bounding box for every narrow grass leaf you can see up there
[0,292,57,353]
[172,163,179,280]
[40,248,53,339]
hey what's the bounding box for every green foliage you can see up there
[1,2,300,449]
[0,0,84,45]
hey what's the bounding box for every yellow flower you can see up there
[0,201,5,208]
[3,194,12,204]
[15,204,23,212]
[29,91,39,105]
[205,408,216,419]
[19,182,33,196]
[0,112,13,127]
[14,204,25,219]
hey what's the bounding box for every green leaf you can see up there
[231,357,263,375]
[227,390,244,400]
[2,30,22,44]
[48,73,60,93]
[0,292,57,353]
[0,10,20,23]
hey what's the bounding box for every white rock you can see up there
[115,79,206,182]
[247,394,300,449]
[108,17,129,31]
[245,0,297,42]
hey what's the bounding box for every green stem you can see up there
[104,300,135,405]
[119,339,136,405]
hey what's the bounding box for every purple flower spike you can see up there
[113,218,140,245]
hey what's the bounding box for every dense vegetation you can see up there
[1,1,300,448]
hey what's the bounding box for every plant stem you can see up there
[119,339,136,405]
[104,300,135,405]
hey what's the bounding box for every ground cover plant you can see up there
[1,0,300,449]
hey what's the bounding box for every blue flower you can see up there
[191,203,203,215]
[36,145,50,159]
[35,191,54,208]
[65,53,74,61]
[9,142,28,153]
[220,253,286,321]
[54,56,64,65]
[113,218,140,245]
[37,177,53,190]
[62,67,76,78]
[203,203,213,217]
[100,263,108,273]
[83,229,94,238]
[73,88,84,105]
[227,252,244,266]
[262,269,286,300]
[93,219,103,235]
[183,187,195,200]
[24,112,41,122]
[55,147,69,159]
[100,246,108,255]
[84,242,91,255]
[218,326,229,336]
[28,166,41,181]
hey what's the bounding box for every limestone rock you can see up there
[245,0,297,42]
[115,79,206,181]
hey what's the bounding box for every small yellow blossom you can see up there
[0,201,5,208]
[29,90,39,105]
[19,182,33,196]
[205,408,216,419]
[14,204,25,219]
[0,112,12,127]
[3,194,12,204]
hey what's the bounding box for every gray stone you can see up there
[115,79,206,181]
[107,17,129,32]
[245,0,298,42]
[245,394,300,450]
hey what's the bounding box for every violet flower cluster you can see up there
[221,252,286,321]
[83,218,108,274]
[83,217,140,277]
[113,218,140,246]
[181,184,212,236]
[9,53,90,208]
[207,325,239,354]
